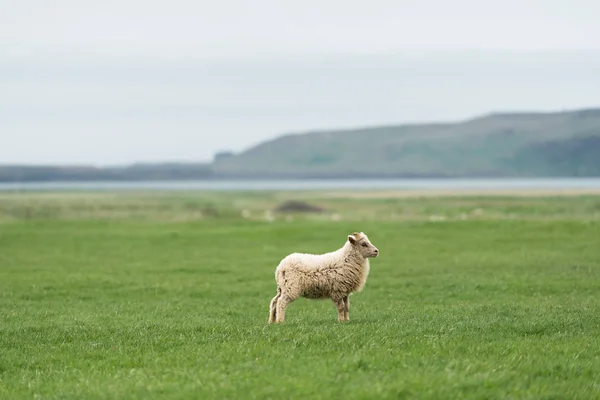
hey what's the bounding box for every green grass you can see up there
[1,192,600,399]
[1,190,599,222]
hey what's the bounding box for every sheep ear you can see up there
[348,235,357,244]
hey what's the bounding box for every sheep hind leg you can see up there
[333,298,347,322]
[275,295,292,323]
[343,295,350,321]
[268,290,281,324]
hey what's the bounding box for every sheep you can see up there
[268,231,379,323]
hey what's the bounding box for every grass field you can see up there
[1,190,600,399]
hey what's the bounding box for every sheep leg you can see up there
[333,298,347,322]
[268,292,280,324]
[275,295,292,323]
[343,295,349,321]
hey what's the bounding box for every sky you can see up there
[2,0,600,165]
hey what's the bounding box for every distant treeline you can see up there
[0,163,213,182]
[0,164,481,182]
[0,164,512,182]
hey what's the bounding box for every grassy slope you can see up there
[213,109,600,177]
[1,193,600,399]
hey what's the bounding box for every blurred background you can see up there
[1,0,600,190]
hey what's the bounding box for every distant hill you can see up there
[1,108,600,182]
[212,108,600,178]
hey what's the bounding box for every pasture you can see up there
[1,190,599,399]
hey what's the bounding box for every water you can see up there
[1,178,600,192]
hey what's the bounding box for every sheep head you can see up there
[347,231,379,258]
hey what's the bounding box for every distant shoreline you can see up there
[2,177,600,193]
[2,174,600,183]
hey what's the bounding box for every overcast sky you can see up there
[2,0,600,165]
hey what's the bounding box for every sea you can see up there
[1,178,600,192]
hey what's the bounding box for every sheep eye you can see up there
[361,243,368,247]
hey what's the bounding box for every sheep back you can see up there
[275,250,370,300]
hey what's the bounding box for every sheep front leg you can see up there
[333,298,347,322]
[343,295,349,321]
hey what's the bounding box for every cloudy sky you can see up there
[2,0,600,165]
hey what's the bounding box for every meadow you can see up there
[1,190,599,399]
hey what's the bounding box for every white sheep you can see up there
[268,231,379,323]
